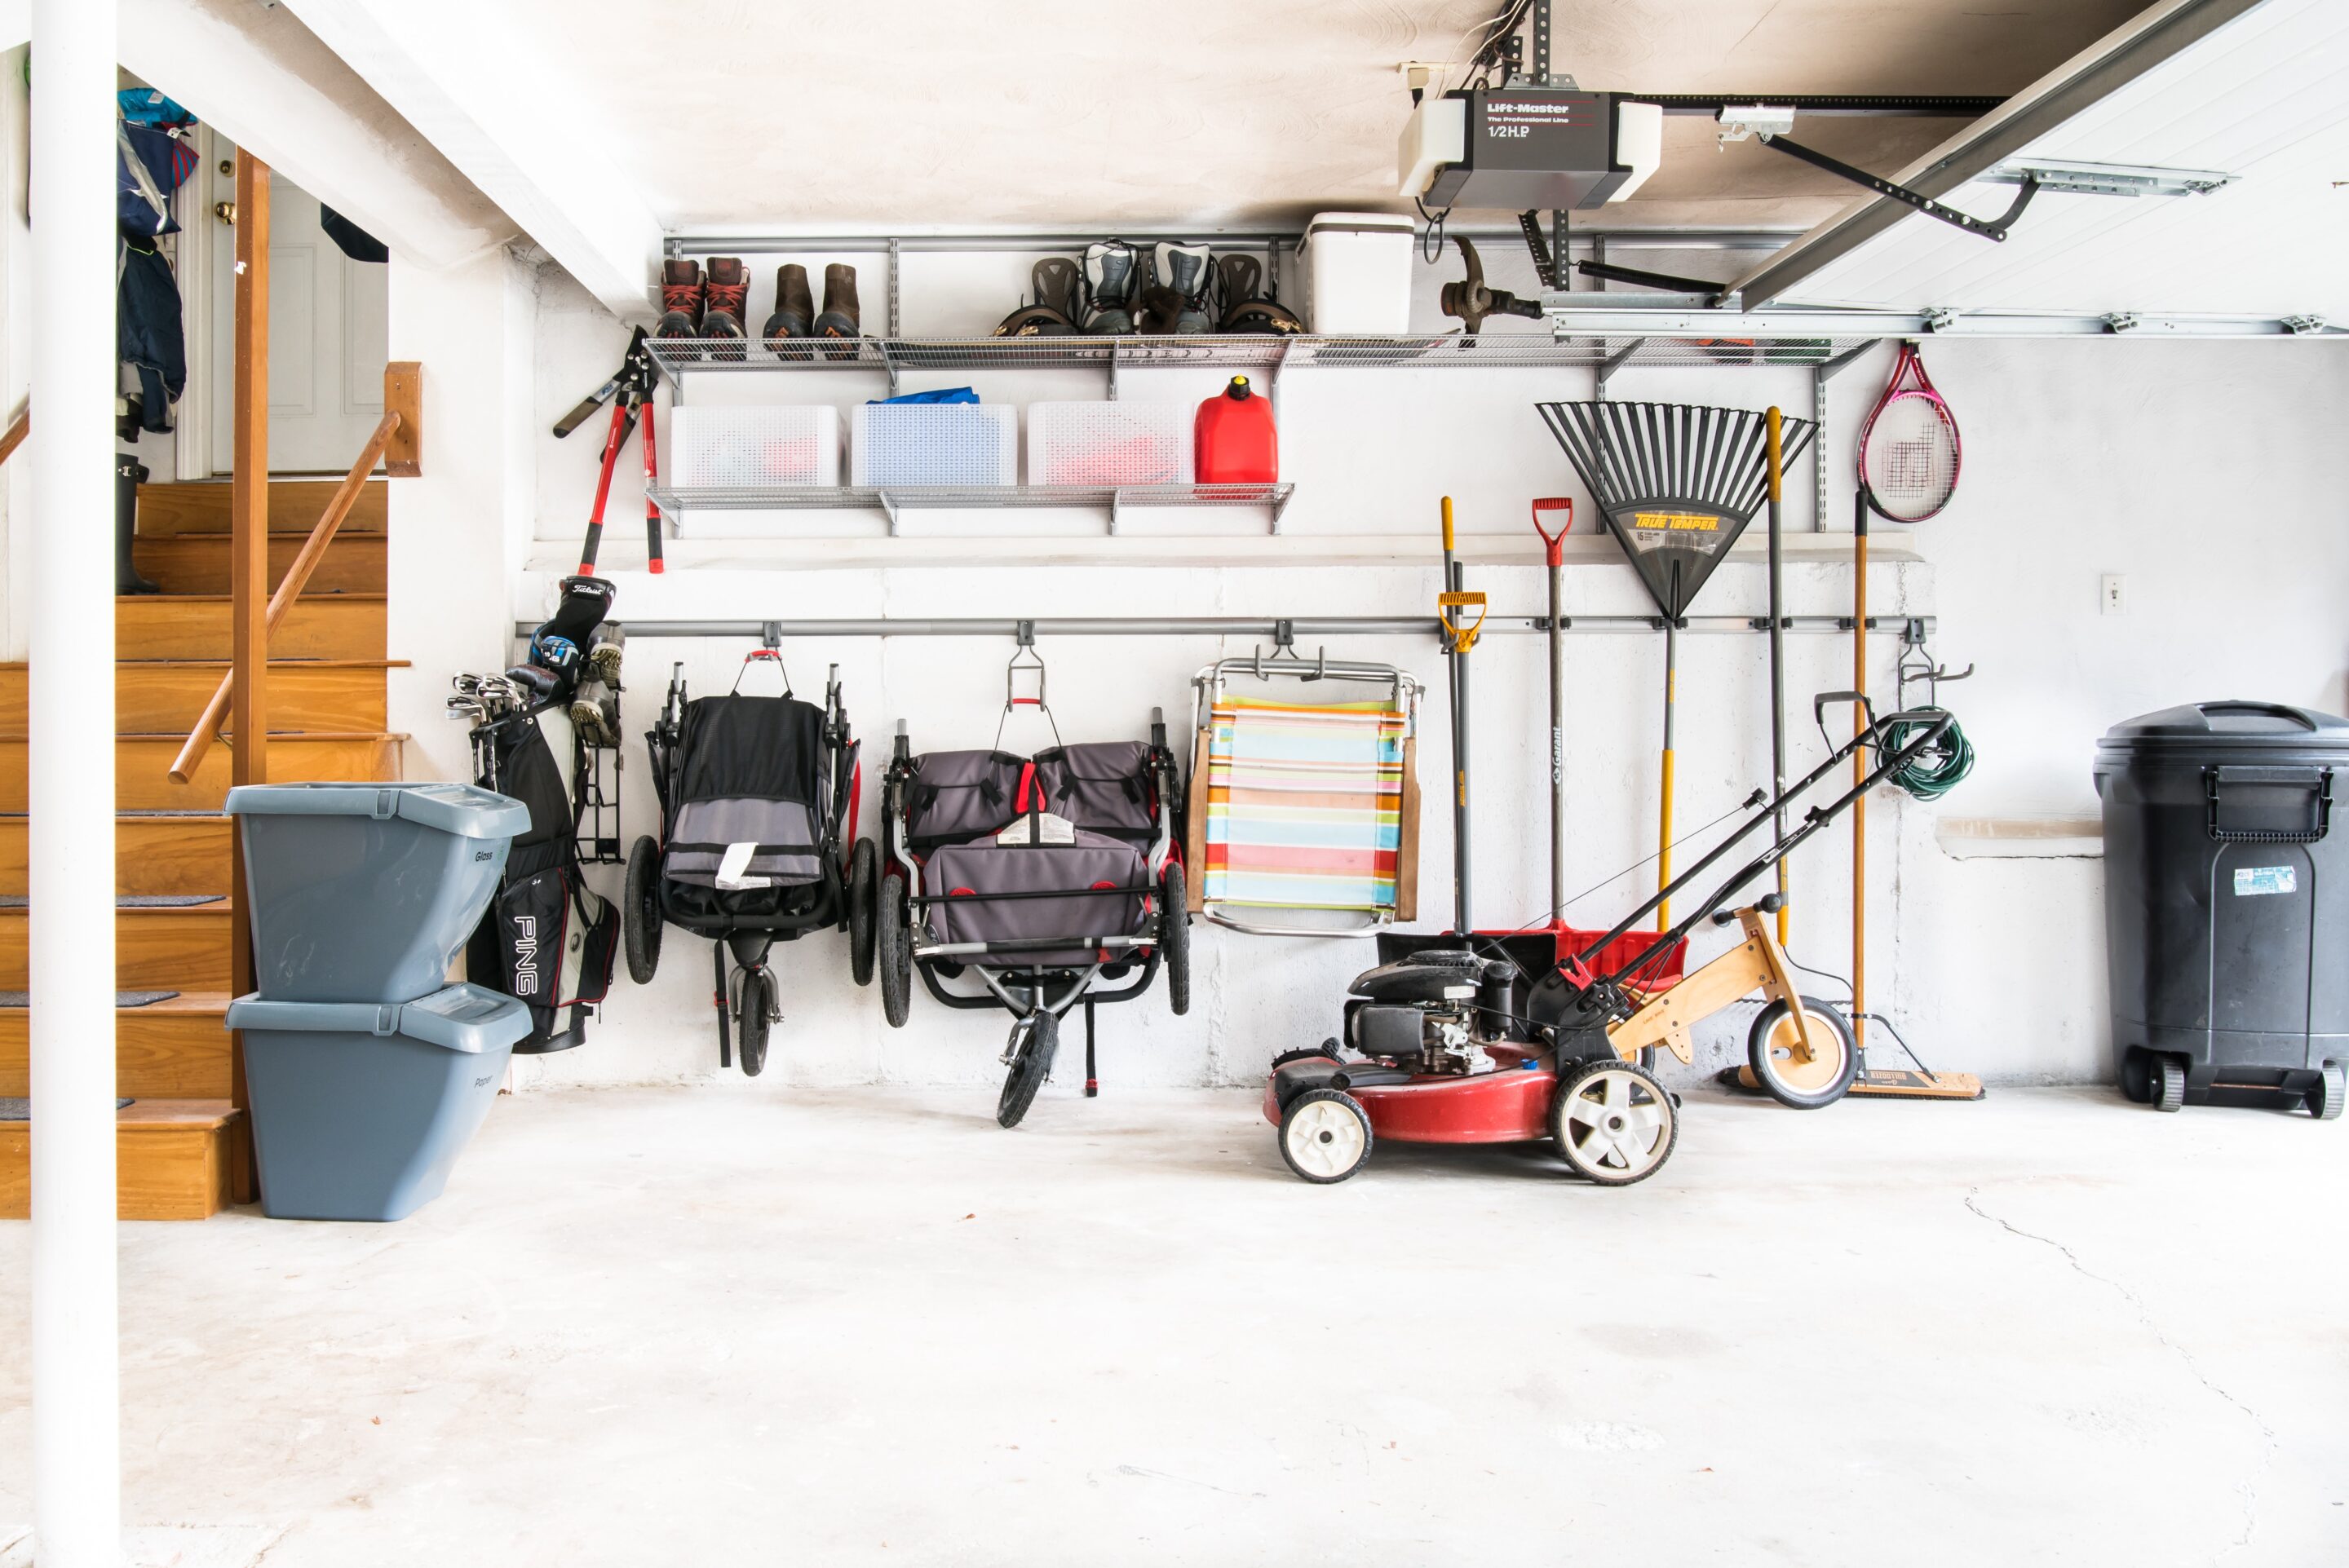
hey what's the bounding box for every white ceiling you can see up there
[1751,0,2349,318]
[422,0,2145,234]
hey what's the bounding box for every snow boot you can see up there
[1083,240,1139,333]
[763,263,815,359]
[656,258,704,339]
[702,257,750,360]
[815,263,861,359]
[115,455,159,595]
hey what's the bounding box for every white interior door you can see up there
[205,150,391,475]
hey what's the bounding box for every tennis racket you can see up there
[1856,342,1961,522]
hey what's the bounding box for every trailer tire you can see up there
[1161,862,1191,1017]
[847,838,879,987]
[997,1010,1059,1129]
[878,872,913,1029]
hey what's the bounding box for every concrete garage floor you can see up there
[2,1084,2345,1566]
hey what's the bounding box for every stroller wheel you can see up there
[878,872,913,1028]
[623,835,663,985]
[848,838,879,987]
[1745,996,1858,1110]
[1159,861,1191,1018]
[1551,1060,1678,1187]
[737,966,772,1077]
[1279,1089,1372,1183]
[997,1010,1060,1129]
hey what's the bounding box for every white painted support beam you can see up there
[116,0,516,272]
[29,0,120,1562]
[281,0,662,319]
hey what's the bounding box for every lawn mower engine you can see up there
[1343,948,1517,1075]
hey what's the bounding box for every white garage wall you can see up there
[387,246,2349,1098]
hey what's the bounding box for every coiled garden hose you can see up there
[1884,709,1974,801]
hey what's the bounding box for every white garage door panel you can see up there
[1785,0,2349,320]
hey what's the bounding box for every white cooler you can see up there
[1298,211,1417,334]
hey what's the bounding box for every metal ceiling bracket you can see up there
[2105,313,2140,333]
[1755,130,2042,241]
[2284,315,2330,335]
[1981,157,2237,197]
[1922,309,1960,333]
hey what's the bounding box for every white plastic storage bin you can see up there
[670,405,841,488]
[1027,402,1194,486]
[851,403,1019,487]
[1299,211,1417,335]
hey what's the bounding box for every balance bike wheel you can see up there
[1746,996,1860,1110]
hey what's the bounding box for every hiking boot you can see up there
[815,263,860,358]
[763,263,815,359]
[702,257,750,360]
[1082,240,1139,333]
[656,258,703,338]
[1148,241,1214,333]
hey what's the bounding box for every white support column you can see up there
[29,0,122,1561]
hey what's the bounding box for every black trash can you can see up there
[2094,700,2349,1116]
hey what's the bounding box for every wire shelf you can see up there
[647,481,1296,535]
[641,331,1861,382]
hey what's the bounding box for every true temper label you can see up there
[2234,865,2297,897]
[1632,511,1722,532]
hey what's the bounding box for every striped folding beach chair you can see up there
[1183,659,1421,936]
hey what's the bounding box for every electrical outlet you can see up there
[2101,574,2128,616]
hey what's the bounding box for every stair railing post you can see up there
[227,149,272,1203]
[28,0,123,1559]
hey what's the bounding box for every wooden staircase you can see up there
[0,477,405,1220]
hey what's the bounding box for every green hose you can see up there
[1885,709,1974,801]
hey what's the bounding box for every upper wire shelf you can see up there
[640,330,1863,386]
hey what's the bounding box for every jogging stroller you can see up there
[865,648,1188,1127]
[622,650,878,1076]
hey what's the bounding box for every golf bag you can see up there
[465,704,617,1053]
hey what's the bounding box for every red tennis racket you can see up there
[1856,342,1961,523]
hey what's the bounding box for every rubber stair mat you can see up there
[1,1097,135,1120]
[0,990,181,1007]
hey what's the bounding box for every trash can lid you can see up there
[2099,701,2349,753]
[224,781,531,841]
[226,983,533,1055]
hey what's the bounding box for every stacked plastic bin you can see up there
[223,783,535,1220]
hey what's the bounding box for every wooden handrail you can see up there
[168,409,401,783]
[0,404,27,470]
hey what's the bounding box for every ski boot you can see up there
[656,259,704,340]
[763,263,815,360]
[1082,240,1139,333]
[815,263,861,359]
[1142,241,1215,333]
[702,257,750,360]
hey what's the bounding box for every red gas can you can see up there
[1195,375,1278,484]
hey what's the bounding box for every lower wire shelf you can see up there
[647,481,1296,534]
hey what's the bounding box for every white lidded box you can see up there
[1298,210,1418,335]
[851,403,1020,486]
[670,405,841,487]
[1027,402,1194,486]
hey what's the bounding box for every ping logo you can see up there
[512,915,540,996]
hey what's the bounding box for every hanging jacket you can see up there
[118,240,185,433]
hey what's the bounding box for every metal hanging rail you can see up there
[515,614,1936,643]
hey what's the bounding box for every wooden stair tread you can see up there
[123,593,387,604]
[136,478,387,537]
[2,659,408,670]
[113,1098,238,1130]
[0,729,409,742]
[2,1098,241,1218]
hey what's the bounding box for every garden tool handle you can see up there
[1530,497,1573,567]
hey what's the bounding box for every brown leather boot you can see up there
[655,258,703,338]
[701,257,750,358]
[816,263,860,358]
[763,263,815,359]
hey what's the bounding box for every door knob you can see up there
[214,201,236,226]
